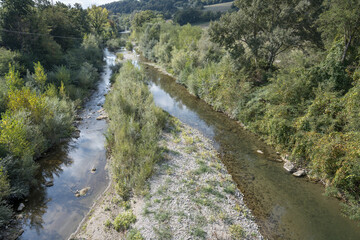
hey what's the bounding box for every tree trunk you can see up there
[341,34,352,63]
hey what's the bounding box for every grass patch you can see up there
[126,228,144,240]
[224,183,236,195]
[229,224,245,239]
[153,226,172,240]
[104,219,112,229]
[155,210,171,222]
[113,210,136,232]
[190,226,207,239]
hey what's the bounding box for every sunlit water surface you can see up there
[19,49,115,240]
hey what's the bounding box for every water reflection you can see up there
[19,49,115,240]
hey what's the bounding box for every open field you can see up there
[203,1,233,12]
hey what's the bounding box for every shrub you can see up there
[229,224,245,239]
[126,228,144,240]
[126,41,133,51]
[113,210,136,232]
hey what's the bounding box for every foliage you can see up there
[88,5,110,37]
[229,224,245,239]
[113,210,136,232]
[0,0,105,226]
[105,62,166,199]
[126,228,144,240]
[0,167,11,227]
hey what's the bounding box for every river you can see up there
[136,57,360,239]
[16,48,360,239]
[18,49,115,240]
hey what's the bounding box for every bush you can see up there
[126,228,144,240]
[107,38,126,52]
[126,41,133,51]
[113,210,136,232]
[229,224,245,239]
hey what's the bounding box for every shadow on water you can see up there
[18,49,115,240]
[142,61,360,240]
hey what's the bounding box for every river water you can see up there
[18,49,115,240]
[138,58,360,239]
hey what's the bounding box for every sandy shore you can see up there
[70,117,262,240]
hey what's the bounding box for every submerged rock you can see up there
[283,161,296,173]
[17,203,25,211]
[293,169,306,177]
[75,187,91,197]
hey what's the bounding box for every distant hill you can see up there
[102,0,233,16]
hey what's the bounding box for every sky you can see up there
[57,0,116,8]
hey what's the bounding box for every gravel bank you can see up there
[71,118,263,240]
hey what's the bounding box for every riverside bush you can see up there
[105,62,166,199]
[113,210,136,232]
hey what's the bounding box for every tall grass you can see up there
[105,61,166,199]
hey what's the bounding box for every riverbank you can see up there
[71,118,262,239]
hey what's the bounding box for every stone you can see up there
[75,187,91,197]
[75,116,82,121]
[96,115,108,120]
[256,150,264,154]
[91,167,96,173]
[293,169,306,177]
[73,129,81,138]
[45,180,54,187]
[283,161,296,173]
[17,203,25,211]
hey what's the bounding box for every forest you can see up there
[0,0,117,227]
[103,0,234,22]
[131,0,360,220]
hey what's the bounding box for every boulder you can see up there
[283,161,296,173]
[17,203,25,211]
[91,167,96,173]
[293,169,306,177]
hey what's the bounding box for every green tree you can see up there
[209,0,319,70]
[88,5,109,36]
[317,0,360,63]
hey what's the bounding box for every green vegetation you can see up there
[105,62,167,199]
[126,228,144,240]
[103,0,233,17]
[0,0,116,228]
[130,0,360,220]
[229,224,245,239]
[113,210,137,232]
